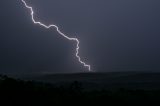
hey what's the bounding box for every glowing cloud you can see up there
[21,0,91,71]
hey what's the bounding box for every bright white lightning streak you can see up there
[21,0,91,71]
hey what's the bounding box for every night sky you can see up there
[0,0,160,75]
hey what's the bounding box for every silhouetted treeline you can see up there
[0,75,160,106]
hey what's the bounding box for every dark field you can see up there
[1,72,160,105]
[20,72,160,90]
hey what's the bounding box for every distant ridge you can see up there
[17,71,160,90]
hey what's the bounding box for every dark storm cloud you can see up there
[0,0,160,75]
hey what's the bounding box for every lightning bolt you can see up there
[21,0,91,71]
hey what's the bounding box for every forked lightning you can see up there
[21,0,91,71]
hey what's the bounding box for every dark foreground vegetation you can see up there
[0,75,160,106]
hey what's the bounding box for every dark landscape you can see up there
[19,71,160,90]
[1,72,160,105]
